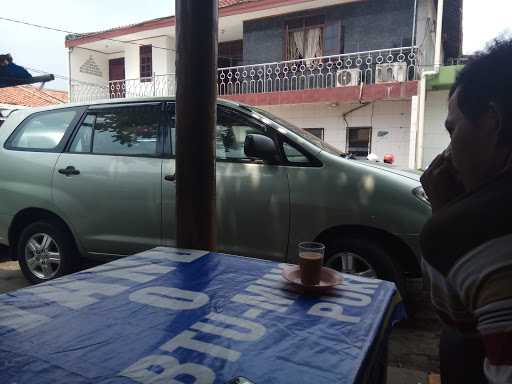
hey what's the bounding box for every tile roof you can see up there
[219,0,255,8]
[65,17,173,42]
[66,0,259,43]
[0,86,68,107]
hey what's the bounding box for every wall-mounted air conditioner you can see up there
[336,69,360,87]
[375,62,407,83]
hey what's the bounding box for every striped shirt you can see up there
[423,236,512,383]
[421,171,512,383]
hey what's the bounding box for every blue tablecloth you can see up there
[0,248,405,384]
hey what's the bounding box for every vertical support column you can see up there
[175,0,218,250]
[416,76,427,169]
[434,0,444,71]
[67,48,73,102]
[409,95,419,169]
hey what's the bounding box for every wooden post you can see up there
[175,0,218,250]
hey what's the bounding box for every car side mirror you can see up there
[244,134,279,163]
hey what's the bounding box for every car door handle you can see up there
[58,166,80,176]
[164,174,176,182]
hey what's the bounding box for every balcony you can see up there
[218,46,418,95]
[70,46,420,103]
[70,74,177,103]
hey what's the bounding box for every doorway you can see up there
[109,58,125,98]
[346,126,372,157]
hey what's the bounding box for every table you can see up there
[0,248,405,384]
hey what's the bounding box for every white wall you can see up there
[123,35,175,97]
[422,90,450,168]
[70,34,177,101]
[69,47,110,101]
[69,47,109,86]
[261,100,412,168]
[370,101,412,167]
[124,35,174,79]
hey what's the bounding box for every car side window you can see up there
[165,105,274,162]
[216,108,271,161]
[168,103,176,156]
[70,104,161,156]
[282,142,310,163]
[70,114,94,153]
[8,109,78,151]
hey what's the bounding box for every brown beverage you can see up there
[299,252,323,286]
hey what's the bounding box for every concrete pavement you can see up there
[0,246,28,293]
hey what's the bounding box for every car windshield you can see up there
[251,107,345,156]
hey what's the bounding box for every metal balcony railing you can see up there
[109,73,177,99]
[70,81,109,103]
[70,47,419,102]
[70,74,177,103]
[218,46,419,96]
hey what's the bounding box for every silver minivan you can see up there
[0,98,431,291]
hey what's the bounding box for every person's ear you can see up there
[488,102,508,142]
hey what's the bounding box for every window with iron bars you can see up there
[140,45,153,82]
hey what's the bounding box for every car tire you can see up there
[324,236,406,297]
[17,220,77,284]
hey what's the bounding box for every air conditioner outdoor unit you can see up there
[375,62,407,83]
[336,69,360,87]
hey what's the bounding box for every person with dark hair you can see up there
[0,55,9,66]
[420,38,512,383]
[0,53,32,86]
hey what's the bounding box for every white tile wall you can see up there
[262,100,413,168]
[422,90,450,168]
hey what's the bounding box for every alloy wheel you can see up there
[24,233,61,280]
[326,251,377,278]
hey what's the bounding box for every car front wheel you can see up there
[17,220,76,284]
[324,236,406,296]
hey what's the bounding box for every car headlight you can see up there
[413,186,430,206]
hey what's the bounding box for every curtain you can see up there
[305,27,322,66]
[288,30,305,60]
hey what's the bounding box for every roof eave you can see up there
[65,0,314,48]
[65,16,176,48]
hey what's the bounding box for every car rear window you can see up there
[8,109,79,151]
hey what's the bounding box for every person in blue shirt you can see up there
[0,54,32,86]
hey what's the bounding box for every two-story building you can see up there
[65,0,463,168]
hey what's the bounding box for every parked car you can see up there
[0,109,14,127]
[0,98,431,293]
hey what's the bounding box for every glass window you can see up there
[164,103,176,156]
[347,127,372,157]
[140,45,153,80]
[324,22,344,56]
[252,107,343,156]
[304,128,324,140]
[170,113,176,157]
[70,114,94,153]
[166,107,273,162]
[216,109,269,161]
[283,142,309,163]
[75,105,160,156]
[9,109,78,150]
[218,40,243,68]
[286,16,325,60]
